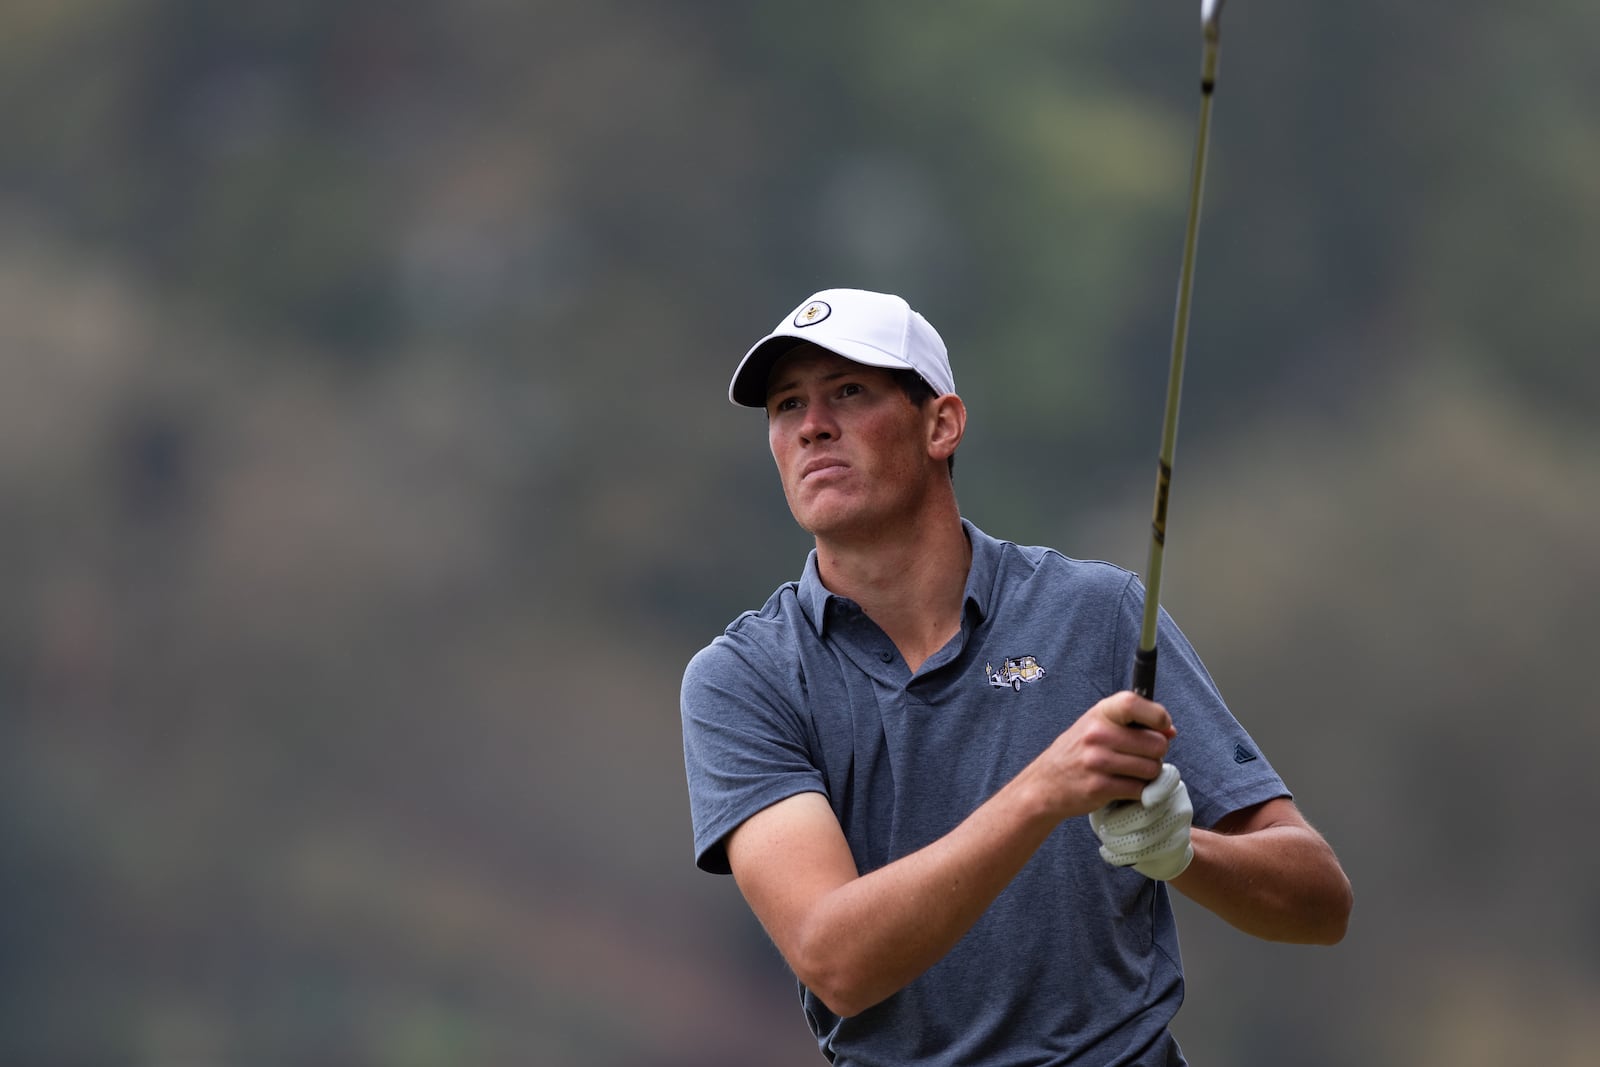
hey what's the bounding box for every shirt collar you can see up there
[795,518,999,638]
[959,517,999,628]
[796,548,840,637]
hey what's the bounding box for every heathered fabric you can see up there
[681,520,1287,1066]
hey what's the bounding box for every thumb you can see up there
[1141,763,1182,808]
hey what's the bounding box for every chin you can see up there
[787,485,906,542]
[794,507,883,543]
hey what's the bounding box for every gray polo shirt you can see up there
[681,519,1287,1066]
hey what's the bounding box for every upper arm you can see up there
[681,633,825,874]
[725,791,860,960]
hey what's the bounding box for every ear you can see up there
[926,393,966,463]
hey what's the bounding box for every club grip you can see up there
[1131,646,1158,699]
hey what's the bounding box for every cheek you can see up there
[768,428,799,493]
[871,416,926,472]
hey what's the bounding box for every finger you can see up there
[1094,796,1166,836]
[1108,692,1175,736]
[1099,842,1139,868]
[1090,703,1171,758]
[1090,776,1158,815]
[1095,749,1167,791]
[1113,800,1193,858]
[1098,776,1188,839]
[1103,815,1188,859]
[1100,738,1169,783]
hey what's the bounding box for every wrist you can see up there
[1007,758,1082,828]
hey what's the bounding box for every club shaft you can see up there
[1132,24,1222,700]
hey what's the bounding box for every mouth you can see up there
[800,457,849,482]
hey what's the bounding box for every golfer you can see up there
[681,288,1351,1065]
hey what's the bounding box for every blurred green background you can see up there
[3,2,1597,1065]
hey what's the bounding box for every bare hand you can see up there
[1029,691,1174,820]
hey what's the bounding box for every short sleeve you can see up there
[1114,578,1290,828]
[681,632,827,874]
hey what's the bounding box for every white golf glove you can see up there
[1089,763,1194,881]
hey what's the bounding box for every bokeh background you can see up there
[3,2,1597,1065]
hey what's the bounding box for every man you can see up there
[681,288,1351,1065]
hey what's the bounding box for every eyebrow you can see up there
[766,368,854,401]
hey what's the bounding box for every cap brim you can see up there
[729,336,803,407]
[728,333,919,407]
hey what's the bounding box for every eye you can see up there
[839,382,864,398]
[772,396,802,413]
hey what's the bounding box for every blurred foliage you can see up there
[2,2,1598,1065]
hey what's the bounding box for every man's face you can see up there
[764,346,937,540]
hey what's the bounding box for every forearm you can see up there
[729,691,1177,1017]
[793,765,1061,1016]
[1172,822,1353,944]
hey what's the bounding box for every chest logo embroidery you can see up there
[985,655,1046,692]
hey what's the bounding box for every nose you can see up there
[798,399,838,444]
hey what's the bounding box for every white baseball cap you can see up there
[729,288,955,407]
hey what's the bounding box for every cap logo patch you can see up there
[793,301,832,328]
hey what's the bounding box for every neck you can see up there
[814,501,971,674]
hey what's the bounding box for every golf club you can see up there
[1130,0,1226,701]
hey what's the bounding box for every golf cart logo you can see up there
[793,300,832,328]
[986,655,1046,691]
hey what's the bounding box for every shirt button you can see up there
[878,650,894,663]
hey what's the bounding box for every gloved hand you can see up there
[1089,763,1194,881]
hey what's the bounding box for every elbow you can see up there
[1253,867,1354,946]
[1319,873,1355,945]
[810,984,875,1020]
[1295,869,1354,946]
[789,924,885,1019]
[1287,834,1354,946]
[793,951,875,1019]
